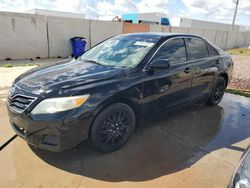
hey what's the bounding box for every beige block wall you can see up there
[1,10,250,60]
[47,16,90,58]
[0,12,48,60]
[188,28,204,36]
[203,29,217,43]
[235,32,246,48]
[225,31,237,49]
[215,30,228,49]
[149,25,162,32]
[90,20,123,46]
[171,27,189,34]
[245,32,250,47]
[161,26,171,32]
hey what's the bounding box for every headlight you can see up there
[31,95,89,114]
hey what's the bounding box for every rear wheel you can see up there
[91,103,135,152]
[206,76,226,106]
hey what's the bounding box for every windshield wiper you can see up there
[83,59,104,66]
[82,58,127,68]
[82,59,117,68]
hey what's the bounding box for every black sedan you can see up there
[7,33,233,152]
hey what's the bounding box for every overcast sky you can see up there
[0,0,249,25]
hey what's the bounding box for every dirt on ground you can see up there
[229,55,250,91]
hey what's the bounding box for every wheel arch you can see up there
[219,72,228,87]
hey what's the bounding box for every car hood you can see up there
[14,58,124,95]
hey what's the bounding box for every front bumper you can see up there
[7,104,93,152]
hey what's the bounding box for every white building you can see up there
[170,16,241,31]
[25,8,85,19]
[119,12,249,32]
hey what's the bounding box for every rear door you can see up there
[142,37,192,118]
[186,37,219,100]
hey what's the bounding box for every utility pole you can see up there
[232,0,239,30]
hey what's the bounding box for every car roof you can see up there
[116,32,223,54]
[120,32,203,39]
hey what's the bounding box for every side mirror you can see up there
[149,59,170,69]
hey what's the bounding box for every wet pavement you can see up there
[0,93,249,188]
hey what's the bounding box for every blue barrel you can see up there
[70,37,87,57]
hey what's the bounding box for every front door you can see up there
[142,38,192,119]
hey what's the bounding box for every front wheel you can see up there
[206,76,226,106]
[90,103,135,152]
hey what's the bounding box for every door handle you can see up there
[215,59,220,64]
[184,67,191,74]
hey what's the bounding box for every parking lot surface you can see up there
[0,93,249,188]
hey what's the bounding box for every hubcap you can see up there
[98,111,130,147]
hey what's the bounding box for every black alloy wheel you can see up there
[91,103,135,152]
[207,76,226,106]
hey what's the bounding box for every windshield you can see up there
[81,34,161,68]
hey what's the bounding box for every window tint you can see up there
[207,44,218,56]
[153,38,187,63]
[187,38,208,60]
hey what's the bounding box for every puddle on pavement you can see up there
[28,93,250,182]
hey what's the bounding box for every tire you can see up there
[206,76,226,106]
[90,103,136,152]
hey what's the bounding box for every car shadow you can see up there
[30,103,249,182]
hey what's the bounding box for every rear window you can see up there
[187,38,208,60]
[206,39,224,55]
[207,44,218,56]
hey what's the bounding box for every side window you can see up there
[187,38,208,60]
[207,43,218,56]
[153,38,187,63]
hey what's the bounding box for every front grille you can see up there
[8,94,36,113]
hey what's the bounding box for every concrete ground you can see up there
[0,93,250,188]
